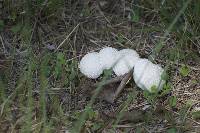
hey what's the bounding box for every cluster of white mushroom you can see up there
[79,47,165,92]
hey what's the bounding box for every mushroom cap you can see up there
[79,52,103,79]
[113,49,140,76]
[99,47,119,69]
[133,59,165,92]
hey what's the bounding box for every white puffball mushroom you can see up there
[133,59,165,92]
[113,49,140,76]
[79,52,103,79]
[99,47,119,69]
[119,49,140,67]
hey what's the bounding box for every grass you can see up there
[0,0,200,132]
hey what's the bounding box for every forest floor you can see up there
[0,0,200,132]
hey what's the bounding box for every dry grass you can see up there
[0,0,200,132]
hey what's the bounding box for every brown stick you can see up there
[112,70,133,102]
[92,70,133,103]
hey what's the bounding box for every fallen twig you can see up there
[56,23,80,51]
[112,70,133,102]
[93,70,133,103]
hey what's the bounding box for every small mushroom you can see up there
[99,47,119,69]
[79,52,103,79]
[133,59,165,92]
[113,49,140,76]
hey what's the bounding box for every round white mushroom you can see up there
[99,47,119,69]
[113,49,140,76]
[133,59,165,92]
[79,52,103,79]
